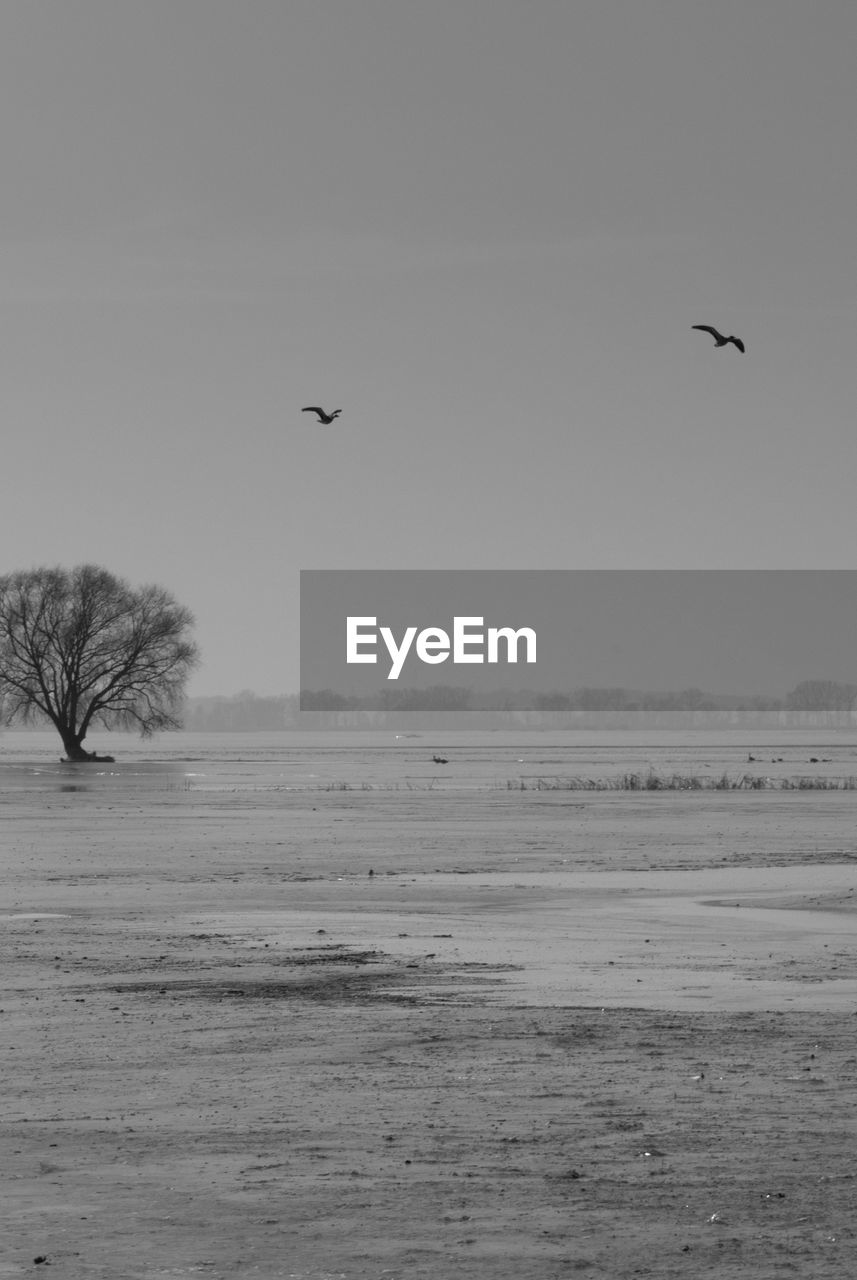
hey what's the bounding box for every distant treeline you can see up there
[184,691,301,731]
[178,680,857,730]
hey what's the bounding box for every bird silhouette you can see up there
[692,325,745,353]
[302,406,342,424]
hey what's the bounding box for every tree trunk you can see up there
[60,730,113,762]
[61,733,95,761]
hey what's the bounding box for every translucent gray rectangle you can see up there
[300,570,857,717]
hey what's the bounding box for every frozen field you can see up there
[4,725,857,792]
[4,729,857,1276]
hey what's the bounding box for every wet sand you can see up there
[4,784,857,1277]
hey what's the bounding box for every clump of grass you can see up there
[502,772,857,792]
[785,775,857,790]
[296,773,857,795]
[322,781,376,791]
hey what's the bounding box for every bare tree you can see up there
[0,564,200,761]
[786,680,857,712]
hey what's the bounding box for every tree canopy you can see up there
[0,564,200,760]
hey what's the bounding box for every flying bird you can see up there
[302,406,342,424]
[692,325,745,353]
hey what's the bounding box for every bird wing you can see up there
[692,325,724,341]
[302,406,324,414]
[731,337,746,353]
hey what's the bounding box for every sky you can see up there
[1,0,855,696]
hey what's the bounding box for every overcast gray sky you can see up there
[2,1,855,695]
